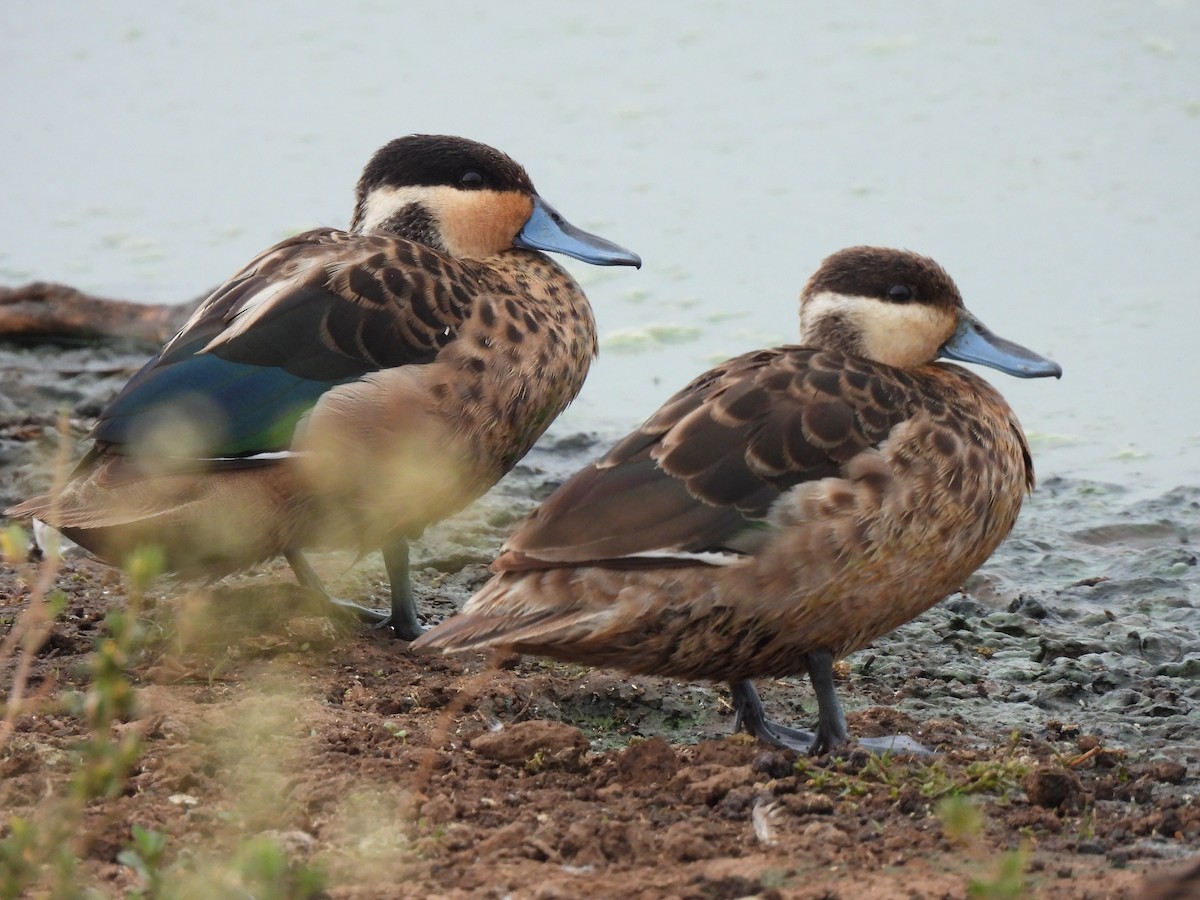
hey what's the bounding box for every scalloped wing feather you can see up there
[500,347,913,569]
[89,229,479,456]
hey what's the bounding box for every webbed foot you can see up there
[285,550,399,630]
[729,649,931,756]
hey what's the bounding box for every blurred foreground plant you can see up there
[0,530,162,897]
[2,413,330,897]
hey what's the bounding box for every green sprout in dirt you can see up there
[937,792,1031,897]
[68,544,164,802]
[793,737,1031,808]
[118,825,169,898]
[120,831,325,900]
[0,524,29,564]
[524,749,549,774]
[937,794,985,846]
[968,846,1030,899]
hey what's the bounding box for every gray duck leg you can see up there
[381,537,426,641]
[733,649,929,755]
[731,679,820,753]
[285,549,391,625]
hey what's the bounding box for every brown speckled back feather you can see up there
[501,347,1031,570]
[164,229,482,376]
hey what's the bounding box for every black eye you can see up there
[887,284,913,302]
[460,170,484,189]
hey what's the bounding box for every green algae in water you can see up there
[1024,431,1084,449]
[602,324,702,353]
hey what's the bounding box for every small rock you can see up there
[1009,596,1049,619]
[780,792,836,816]
[1147,760,1188,784]
[800,820,850,848]
[611,737,680,786]
[752,750,796,780]
[660,821,718,862]
[469,720,588,770]
[285,616,341,649]
[678,765,759,806]
[1076,734,1101,752]
[716,785,762,816]
[1024,766,1083,811]
[475,821,528,855]
[419,795,457,825]
[149,715,192,743]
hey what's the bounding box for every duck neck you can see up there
[446,252,598,472]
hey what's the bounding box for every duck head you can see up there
[350,134,641,267]
[798,246,1061,378]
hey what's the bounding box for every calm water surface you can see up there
[4,1,1199,496]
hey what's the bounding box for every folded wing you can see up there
[498,348,912,570]
[91,229,478,458]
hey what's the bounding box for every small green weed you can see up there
[937,794,985,845]
[118,825,169,898]
[968,846,1029,898]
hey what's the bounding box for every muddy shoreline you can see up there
[2,285,1198,897]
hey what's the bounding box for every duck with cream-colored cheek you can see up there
[8,134,641,641]
[415,246,1060,754]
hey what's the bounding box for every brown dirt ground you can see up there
[2,547,1198,899]
[0,312,1197,898]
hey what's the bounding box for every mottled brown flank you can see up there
[421,340,1035,683]
[931,429,957,457]
[587,348,922,523]
[309,247,600,501]
[429,249,598,473]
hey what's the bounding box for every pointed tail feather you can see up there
[5,495,52,521]
[410,612,542,653]
[412,606,614,657]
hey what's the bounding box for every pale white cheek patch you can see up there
[802,291,952,367]
[356,185,432,234]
